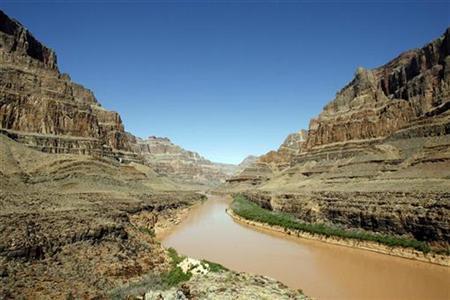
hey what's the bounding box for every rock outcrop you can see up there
[226,130,307,186]
[0,10,138,162]
[305,29,449,150]
[236,155,259,171]
[226,28,450,249]
[132,136,238,186]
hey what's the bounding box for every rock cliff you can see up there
[132,136,238,186]
[0,10,137,162]
[227,130,307,186]
[0,10,237,186]
[306,28,449,149]
[226,28,450,249]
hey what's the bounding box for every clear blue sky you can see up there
[2,2,449,164]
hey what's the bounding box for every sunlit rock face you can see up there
[224,28,450,249]
[229,27,450,184]
[131,136,238,186]
[0,10,137,161]
[306,29,450,149]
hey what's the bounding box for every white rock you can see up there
[177,258,209,275]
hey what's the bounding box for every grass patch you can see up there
[201,260,229,272]
[161,247,192,287]
[161,266,192,287]
[167,247,185,266]
[231,195,431,253]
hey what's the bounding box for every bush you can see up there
[161,266,192,287]
[158,247,192,287]
[231,195,430,253]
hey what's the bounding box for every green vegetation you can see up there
[161,247,192,287]
[161,266,192,287]
[201,259,229,272]
[138,226,155,237]
[167,247,185,267]
[231,195,431,253]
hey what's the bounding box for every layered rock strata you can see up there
[241,190,450,247]
[132,136,238,186]
[226,28,450,250]
[0,10,138,162]
[227,130,307,185]
[0,133,204,297]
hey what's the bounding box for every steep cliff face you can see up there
[306,28,449,149]
[259,129,308,169]
[0,10,57,70]
[226,130,307,187]
[228,28,450,248]
[0,10,136,160]
[132,136,238,186]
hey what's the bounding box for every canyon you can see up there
[130,136,238,187]
[0,10,236,186]
[0,8,449,299]
[225,27,450,253]
[0,10,303,298]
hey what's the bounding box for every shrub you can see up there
[161,266,192,287]
[167,247,185,266]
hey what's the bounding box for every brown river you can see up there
[160,195,450,299]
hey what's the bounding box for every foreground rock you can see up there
[224,28,450,252]
[112,256,308,300]
[139,272,307,300]
[0,133,207,298]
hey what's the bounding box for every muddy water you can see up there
[161,195,450,300]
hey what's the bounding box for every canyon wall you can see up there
[0,10,138,161]
[132,136,238,186]
[0,10,236,185]
[227,28,450,248]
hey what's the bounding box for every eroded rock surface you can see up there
[132,136,238,186]
[0,134,205,298]
[0,10,138,162]
[0,10,237,187]
[225,28,450,249]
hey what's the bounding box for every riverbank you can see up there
[155,194,208,239]
[113,195,310,299]
[228,196,450,267]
